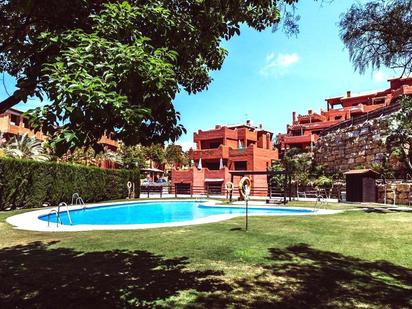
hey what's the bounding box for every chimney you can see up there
[215,124,221,129]
[246,119,251,126]
[259,124,263,129]
[292,111,296,122]
[308,109,313,115]
[347,91,351,98]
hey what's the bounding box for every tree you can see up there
[116,144,146,170]
[142,144,165,168]
[63,147,97,166]
[165,144,188,168]
[0,0,300,154]
[270,148,313,188]
[339,0,412,75]
[1,133,49,161]
[385,96,412,174]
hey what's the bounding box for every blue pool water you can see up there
[39,201,314,225]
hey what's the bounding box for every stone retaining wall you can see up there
[314,115,391,174]
[377,183,412,205]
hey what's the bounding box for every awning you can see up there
[141,168,164,173]
[204,178,224,182]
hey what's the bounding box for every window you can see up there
[209,142,220,149]
[10,114,19,126]
[373,98,385,104]
[234,161,247,170]
[23,118,30,129]
[201,139,223,149]
[205,162,220,170]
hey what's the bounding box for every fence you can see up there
[140,179,412,205]
[140,183,288,201]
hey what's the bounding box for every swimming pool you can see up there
[39,201,314,225]
[7,200,339,232]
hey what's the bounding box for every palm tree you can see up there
[3,133,49,161]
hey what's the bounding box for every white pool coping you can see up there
[6,199,341,232]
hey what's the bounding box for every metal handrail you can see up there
[47,209,62,227]
[76,197,85,210]
[71,193,85,210]
[314,193,327,211]
[71,193,80,206]
[47,197,78,228]
[57,202,73,225]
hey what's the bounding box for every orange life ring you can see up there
[239,177,252,198]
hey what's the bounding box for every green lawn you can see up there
[1,201,412,308]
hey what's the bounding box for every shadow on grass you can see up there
[0,241,229,308]
[195,244,412,308]
[1,242,412,308]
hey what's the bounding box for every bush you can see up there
[314,176,333,189]
[0,157,140,210]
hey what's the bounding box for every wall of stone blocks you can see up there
[377,183,412,205]
[314,115,391,175]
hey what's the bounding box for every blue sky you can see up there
[173,0,397,149]
[0,1,397,150]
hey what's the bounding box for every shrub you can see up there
[314,176,333,190]
[0,157,140,210]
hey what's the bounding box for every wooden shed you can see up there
[344,169,379,203]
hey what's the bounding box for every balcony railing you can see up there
[7,124,46,141]
[190,146,230,160]
[98,135,119,148]
[283,134,313,145]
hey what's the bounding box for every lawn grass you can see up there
[1,201,412,308]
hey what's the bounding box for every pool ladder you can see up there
[71,193,85,210]
[47,202,73,227]
[47,193,85,227]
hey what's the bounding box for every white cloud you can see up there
[259,52,300,77]
[266,52,275,62]
[373,71,385,82]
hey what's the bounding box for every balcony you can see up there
[228,147,249,157]
[98,135,119,149]
[290,120,340,132]
[204,168,227,180]
[283,134,314,145]
[5,123,46,141]
[190,145,230,160]
[297,113,326,123]
[194,127,238,142]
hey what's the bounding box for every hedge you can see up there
[0,157,140,210]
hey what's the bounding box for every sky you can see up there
[172,0,397,150]
[0,0,398,151]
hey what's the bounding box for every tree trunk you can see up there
[0,95,20,113]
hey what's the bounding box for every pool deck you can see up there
[6,199,341,232]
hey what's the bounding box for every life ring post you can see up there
[225,182,234,201]
[239,176,252,231]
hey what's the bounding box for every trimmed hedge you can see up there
[0,157,140,210]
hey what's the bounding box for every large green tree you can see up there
[339,0,412,75]
[165,144,189,168]
[0,0,300,155]
[142,144,165,167]
[385,96,412,174]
